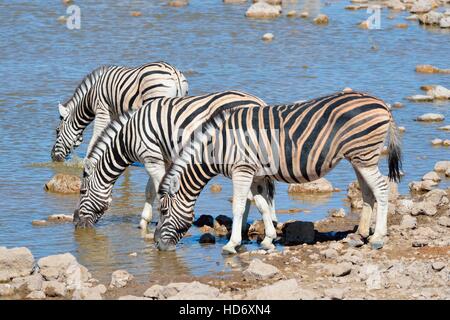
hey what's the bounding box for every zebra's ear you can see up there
[58,103,69,119]
[84,158,94,176]
[169,176,180,195]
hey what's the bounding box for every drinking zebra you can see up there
[51,61,188,162]
[155,91,402,253]
[72,91,278,235]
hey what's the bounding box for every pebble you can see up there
[262,33,274,41]
[209,184,222,192]
[313,14,329,25]
[431,261,445,271]
[110,270,134,288]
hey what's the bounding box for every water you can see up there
[0,0,449,283]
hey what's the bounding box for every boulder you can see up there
[427,85,450,99]
[326,262,352,277]
[441,16,450,28]
[422,171,441,182]
[437,216,450,227]
[434,161,450,172]
[42,280,66,297]
[282,221,315,245]
[246,279,301,300]
[387,0,406,10]
[0,247,34,282]
[199,233,216,244]
[248,220,265,236]
[287,178,333,193]
[193,214,214,228]
[416,113,445,122]
[72,285,105,300]
[409,180,437,192]
[423,189,449,207]
[407,95,434,102]
[110,270,133,288]
[144,284,165,300]
[395,199,414,215]
[37,253,78,281]
[243,258,281,280]
[418,11,444,25]
[0,284,14,297]
[245,2,281,19]
[44,174,81,194]
[26,290,46,299]
[411,201,437,216]
[11,274,43,293]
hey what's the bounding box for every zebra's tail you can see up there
[387,112,402,183]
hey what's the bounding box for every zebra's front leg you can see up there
[86,111,110,156]
[222,169,255,254]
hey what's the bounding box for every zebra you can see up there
[72,91,279,238]
[154,91,402,253]
[51,61,189,162]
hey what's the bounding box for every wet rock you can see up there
[262,33,274,41]
[32,220,48,226]
[326,262,352,277]
[395,23,409,28]
[431,138,443,146]
[243,258,281,280]
[0,247,34,282]
[166,281,221,300]
[248,220,265,236]
[215,215,232,231]
[193,214,214,228]
[245,2,281,19]
[314,14,329,25]
[395,199,414,215]
[416,113,445,122]
[426,85,450,99]
[415,64,450,74]
[358,20,370,29]
[443,140,450,146]
[434,161,450,172]
[392,102,404,108]
[288,178,333,193]
[44,174,81,194]
[168,0,188,7]
[418,11,444,25]
[130,11,142,17]
[422,171,441,182]
[282,221,315,245]
[409,180,437,192]
[144,233,154,242]
[438,125,450,131]
[410,0,434,13]
[329,208,346,218]
[0,284,14,297]
[286,10,297,17]
[407,95,434,102]
[11,274,43,293]
[431,261,446,271]
[300,11,309,18]
[26,290,46,299]
[400,215,417,230]
[246,279,300,300]
[42,280,66,297]
[209,184,222,193]
[213,222,228,237]
[47,214,73,223]
[411,201,437,216]
[110,270,133,288]
[199,233,216,244]
[406,14,419,20]
[437,216,450,227]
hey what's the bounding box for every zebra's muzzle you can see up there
[73,209,94,229]
[51,147,65,162]
[156,239,176,251]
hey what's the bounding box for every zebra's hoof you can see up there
[260,238,275,251]
[222,245,237,255]
[369,237,385,250]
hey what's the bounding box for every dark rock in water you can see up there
[193,215,214,228]
[215,215,232,231]
[282,221,315,245]
[225,223,251,240]
[199,233,216,244]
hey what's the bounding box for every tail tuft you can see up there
[387,115,402,183]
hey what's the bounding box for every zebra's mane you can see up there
[62,65,109,109]
[86,111,134,164]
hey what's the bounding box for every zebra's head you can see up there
[51,103,83,162]
[155,176,193,251]
[73,158,112,228]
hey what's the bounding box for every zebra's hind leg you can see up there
[355,166,389,250]
[223,168,256,255]
[354,167,376,239]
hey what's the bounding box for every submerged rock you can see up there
[209,184,222,193]
[215,215,232,231]
[262,33,274,41]
[168,0,188,7]
[199,233,216,244]
[44,174,81,194]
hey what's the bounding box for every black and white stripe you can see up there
[51,61,188,162]
[155,91,402,252]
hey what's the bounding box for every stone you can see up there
[431,261,445,271]
[144,284,165,300]
[437,216,450,227]
[320,248,338,259]
[215,215,232,231]
[47,214,73,223]
[26,290,46,299]
[438,125,450,131]
[405,14,419,20]
[361,265,382,290]
[0,284,14,296]
[168,0,189,7]
[130,11,142,17]
[286,10,297,17]
[423,189,449,208]
[37,253,77,281]
[282,221,315,245]
[396,23,409,28]
[300,11,309,18]
[427,85,450,99]
[407,95,434,102]
[110,270,133,288]
[326,262,352,277]
[248,220,265,236]
[42,280,66,297]
[409,180,437,192]
[193,214,214,227]
[287,178,333,193]
[400,215,417,230]
[44,174,81,194]
[324,287,346,300]
[434,161,450,172]
[314,14,329,25]
[441,16,450,28]
[418,11,444,25]
[199,225,214,234]
[224,0,247,3]
[443,140,450,146]
[410,0,434,13]
[199,233,216,244]
[209,184,222,192]
[392,102,404,108]
[358,20,369,29]
[72,286,104,300]
[395,199,414,215]
[446,168,450,177]
[431,139,443,146]
[166,281,221,300]
[387,0,406,10]
[246,279,300,300]
[411,201,437,216]
[262,33,274,41]
[422,171,441,182]
[0,247,34,282]
[118,295,150,300]
[245,2,282,19]
[243,258,281,280]
[213,222,228,237]
[11,274,43,293]
[32,220,48,226]
[329,208,346,218]
[416,113,445,122]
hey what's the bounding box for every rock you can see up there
[431,138,443,146]
[248,220,265,236]
[215,215,232,231]
[314,14,329,25]
[11,274,43,293]
[387,0,406,10]
[282,221,315,245]
[72,286,104,300]
[144,233,154,242]
[224,0,247,3]
[326,262,352,277]
[245,2,282,19]
[0,284,14,296]
[411,201,437,216]
[431,261,446,271]
[324,287,346,300]
[0,247,34,282]
[42,280,66,297]
[300,11,309,18]
[329,208,346,218]
[446,168,450,177]
[144,284,165,300]
[443,140,450,146]
[342,87,353,93]
[437,216,450,227]
[395,199,414,215]
[286,10,297,17]
[438,125,450,131]
[427,85,450,99]
[47,214,73,223]
[199,225,214,234]
[361,264,382,290]
[110,270,133,288]
[168,0,189,7]
[57,16,67,24]
[243,258,281,280]
[130,11,142,17]
[395,23,409,28]
[440,16,450,28]
[346,4,368,10]
[417,113,445,122]
[434,161,450,172]
[320,248,338,259]
[405,14,419,20]
[26,290,46,299]
[262,33,274,41]
[392,102,404,108]
[118,295,150,300]
[409,180,437,192]
[400,215,417,230]
[209,184,222,192]
[129,252,137,257]
[37,253,83,283]
[199,233,216,244]
[422,171,441,182]
[193,214,214,227]
[32,220,48,226]
[167,281,221,300]
[418,11,444,25]
[410,0,434,13]
[398,126,406,132]
[246,279,300,300]
[407,95,434,102]
[287,178,333,193]
[423,189,449,207]
[44,174,81,194]
[358,20,369,29]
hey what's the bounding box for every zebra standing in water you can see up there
[51,61,188,162]
[72,91,278,236]
[155,91,402,253]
